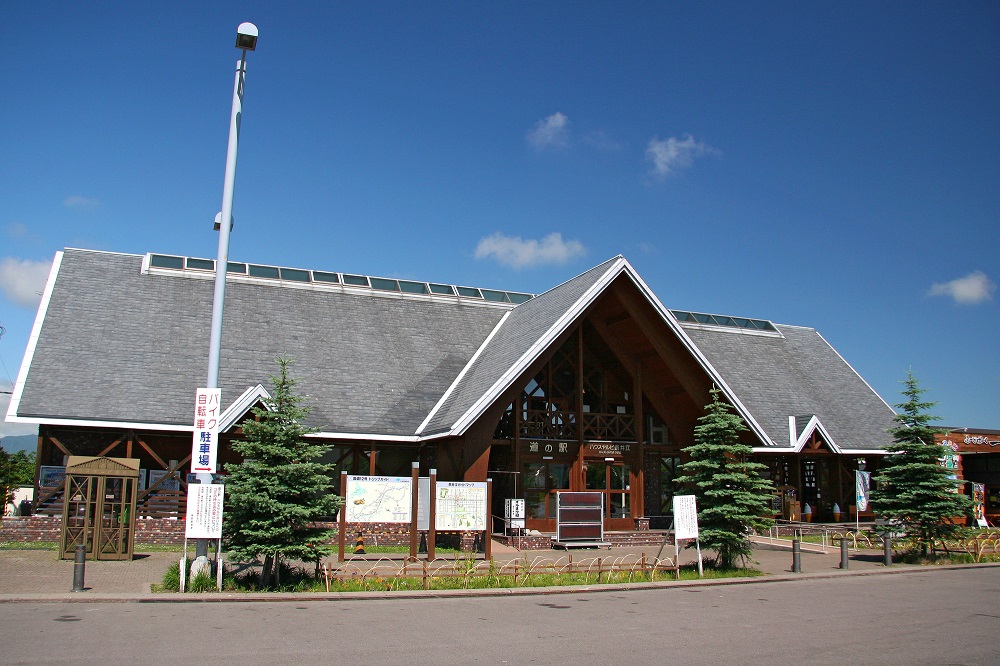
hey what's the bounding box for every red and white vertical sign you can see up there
[191,388,222,474]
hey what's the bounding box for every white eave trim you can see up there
[219,384,272,432]
[414,310,512,435]
[5,251,63,424]
[792,415,842,453]
[4,416,195,432]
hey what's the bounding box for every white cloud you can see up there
[6,222,28,238]
[64,195,101,211]
[928,271,996,305]
[475,232,585,269]
[526,112,570,150]
[0,257,52,308]
[646,134,718,177]
[583,130,622,152]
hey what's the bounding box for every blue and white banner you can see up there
[856,470,871,512]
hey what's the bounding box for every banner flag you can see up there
[856,470,871,512]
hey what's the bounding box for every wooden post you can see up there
[409,462,419,562]
[428,468,437,560]
[485,478,493,561]
[338,471,347,562]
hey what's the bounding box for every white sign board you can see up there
[418,477,430,531]
[191,388,222,474]
[673,494,699,540]
[436,481,488,530]
[185,484,225,539]
[346,476,412,523]
[505,498,526,528]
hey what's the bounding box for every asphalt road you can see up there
[1,568,997,665]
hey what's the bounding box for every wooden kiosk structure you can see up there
[59,456,140,561]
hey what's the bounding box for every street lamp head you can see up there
[236,22,258,51]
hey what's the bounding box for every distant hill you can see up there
[0,434,37,453]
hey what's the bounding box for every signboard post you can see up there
[673,494,702,577]
[182,483,225,591]
[190,387,222,571]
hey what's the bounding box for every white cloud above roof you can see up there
[646,134,718,177]
[526,112,570,149]
[63,195,101,211]
[929,271,996,305]
[0,257,51,308]
[475,232,585,269]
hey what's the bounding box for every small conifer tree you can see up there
[870,372,970,555]
[223,357,343,587]
[675,387,774,569]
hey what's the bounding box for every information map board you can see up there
[345,476,488,531]
[435,481,488,531]
[345,476,412,523]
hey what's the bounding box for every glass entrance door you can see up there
[523,461,571,529]
[585,462,631,525]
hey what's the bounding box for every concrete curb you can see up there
[2,561,997,604]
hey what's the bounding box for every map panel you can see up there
[346,476,412,523]
[435,481,487,530]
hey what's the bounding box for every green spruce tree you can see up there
[870,371,970,555]
[223,357,343,587]
[675,387,774,569]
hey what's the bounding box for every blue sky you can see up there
[1,1,998,438]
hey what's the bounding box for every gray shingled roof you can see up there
[12,250,896,451]
[13,249,505,436]
[419,257,623,435]
[681,324,896,451]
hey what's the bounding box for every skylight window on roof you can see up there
[507,292,532,304]
[429,283,455,295]
[312,271,340,284]
[343,274,369,287]
[456,286,482,298]
[480,289,509,303]
[150,254,184,269]
[670,309,779,333]
[227,262,247,274]
[370,277,399,292]
[280,267,310,282]
[399,280,428,294]
[186,258,215,271]
[248,264,280,279]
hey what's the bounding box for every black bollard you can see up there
[792,538,802,573]
[883,535,892,566]
[71,544,86,592]
[840,539,849,570]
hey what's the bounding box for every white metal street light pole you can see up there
[207,22,258,392]
[195,22,258,567]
